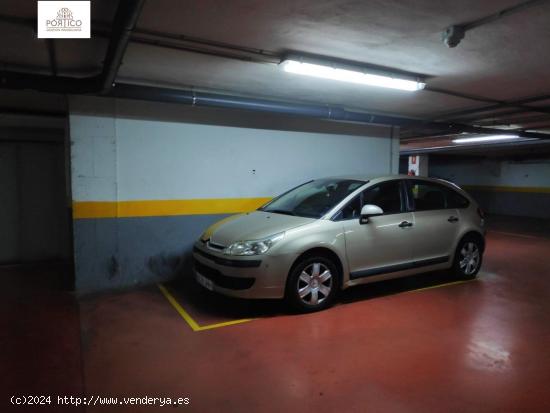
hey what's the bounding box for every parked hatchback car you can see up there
[193,175,485,312]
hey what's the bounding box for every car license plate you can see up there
[196,272,214,291]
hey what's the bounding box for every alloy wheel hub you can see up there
[460,242,480,275]
[297,262,333,306]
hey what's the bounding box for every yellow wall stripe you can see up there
[73,185,550,219]
[73,197,272,219]
[462,185,550,194]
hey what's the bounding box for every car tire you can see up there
[286,255,339,313]
[452,236,483,279]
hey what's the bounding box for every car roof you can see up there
[318,174,466,193]
[319,174,449,184]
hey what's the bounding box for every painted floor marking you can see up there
[489,230,548,240]
[408,278,477,293]
[159,278,476,331]
[157,283,253,332]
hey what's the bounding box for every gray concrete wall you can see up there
[465,189,550,219]
[73,214,228,293]
[69,95,399,294]
[430,158,550,219]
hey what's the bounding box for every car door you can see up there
[339,180,415,279]
[405,180,461,264]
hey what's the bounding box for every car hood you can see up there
[205,211,315,246]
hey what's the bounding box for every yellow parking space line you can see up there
[195,318,254,331]
[158,283,253,332]
[409,278,477,293]
[489,230,546,240]
[158,284,201,331]
[160,278,476,330]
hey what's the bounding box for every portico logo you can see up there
[38,1,90,39]
[46,8,82,31]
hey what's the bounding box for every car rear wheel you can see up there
[286,256,339,313]
[453,236,483,279]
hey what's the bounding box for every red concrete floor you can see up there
[3,217,550,412]
[1,262,84,413]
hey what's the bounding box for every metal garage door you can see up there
[0,141,70,264]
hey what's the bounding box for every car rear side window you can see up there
[408,180,469,211]
[444,187,470,208]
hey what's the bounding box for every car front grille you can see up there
[194,259,255,290]
[192,246,262,268]
[207,241,225,251]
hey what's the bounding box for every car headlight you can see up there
[224,232,285,256]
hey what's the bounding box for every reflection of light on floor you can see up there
[464,278,514,373]
[467,339,511,371]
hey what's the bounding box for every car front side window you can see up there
[362,181,403,215]
[334,180,403,220]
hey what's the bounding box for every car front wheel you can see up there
[286,256,339,313]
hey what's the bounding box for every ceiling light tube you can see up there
[280,59,426,91]
[452,135,521,144]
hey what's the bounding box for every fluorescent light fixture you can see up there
[280,59,426,91]
[452,135,521,144]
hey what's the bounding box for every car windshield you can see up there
[260,179,365,218]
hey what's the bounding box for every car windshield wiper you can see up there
[264,209,296,216]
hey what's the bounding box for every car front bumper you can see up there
[191,242,296,299]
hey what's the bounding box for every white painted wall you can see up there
[70,96,398,203]
[116,120,393,200]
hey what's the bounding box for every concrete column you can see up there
[390,126,400,174]
[408,154,429,176]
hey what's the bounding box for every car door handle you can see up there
[448,216,459,223]
[398,221,413,228]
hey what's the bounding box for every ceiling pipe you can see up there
[422,106,550,128]
[109,83,415,125]
[0,107,66,118]
[0,127,65,142]
[46,40,57,77]
[0,14,34,28]
[434,102,550,122]
[473,114,550,127]
[109,83,550,140]
[0,70,94,93]
[424,88,550,119]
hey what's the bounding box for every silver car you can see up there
[193,175,485,312]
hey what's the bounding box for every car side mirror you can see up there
[360,204,384,224]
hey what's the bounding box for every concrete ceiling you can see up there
[127,0,550,105]
[402,138,550,158]
[1,0,550,134]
